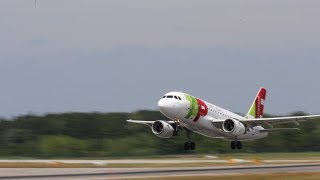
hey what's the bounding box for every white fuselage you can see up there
[158,92,267,141]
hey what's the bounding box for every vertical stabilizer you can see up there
[245,88,267,119]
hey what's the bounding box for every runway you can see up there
[1,158,320,164]
[0,163,320,179]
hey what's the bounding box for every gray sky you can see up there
[0,1,320,117]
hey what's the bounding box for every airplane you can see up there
[127,88,320,150]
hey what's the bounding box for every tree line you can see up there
[0,110,319,158]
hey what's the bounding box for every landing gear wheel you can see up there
[236,141,242,149]
[231,141,236,149]
[184,142,196,150]
[184,142,190,150]
[184,128,196,151]
[190,142,196,150]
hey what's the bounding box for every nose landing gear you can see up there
[172,119,181,136]
[184,128,196,150]
[172,120,196,151]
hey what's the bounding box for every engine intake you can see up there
[222,119,246,136]
[152,120,175,138]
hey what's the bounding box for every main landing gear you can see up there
[184,141,196,150]
[230,141,242,149]
[184,128,196,150]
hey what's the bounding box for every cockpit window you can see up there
[163,95,182,100]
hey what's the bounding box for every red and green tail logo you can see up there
[245,88,267,119]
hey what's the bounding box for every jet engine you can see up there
[222,119,246,136]
[152,120,175,138]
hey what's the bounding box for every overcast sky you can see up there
[0,1,320,117]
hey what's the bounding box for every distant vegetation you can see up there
[0,110,319,158]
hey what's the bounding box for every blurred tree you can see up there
[0,111,318,157]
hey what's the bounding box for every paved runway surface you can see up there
[1,159,320,164]
[0,163,320,180]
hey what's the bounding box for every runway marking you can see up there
[1,159,320,165]
[0,163,320,179]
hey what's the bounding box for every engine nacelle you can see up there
[222,119,246,136]
[152,120,175,138]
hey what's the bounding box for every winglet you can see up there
[245,88,267,119]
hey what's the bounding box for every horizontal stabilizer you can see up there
[259,128,300,133]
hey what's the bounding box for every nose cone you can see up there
[158,99,170,113]
[158,99,175,119]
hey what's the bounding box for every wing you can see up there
[259,128,300,132]
[127,119,175,127]
[127,119,192,131]
[243,115,320,128]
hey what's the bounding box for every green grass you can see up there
[116,152,320,160]
[217,152,320,160]
[1,152,320,160]
[132,172,320,180]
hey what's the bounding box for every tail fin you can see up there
[245,88,267,119]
